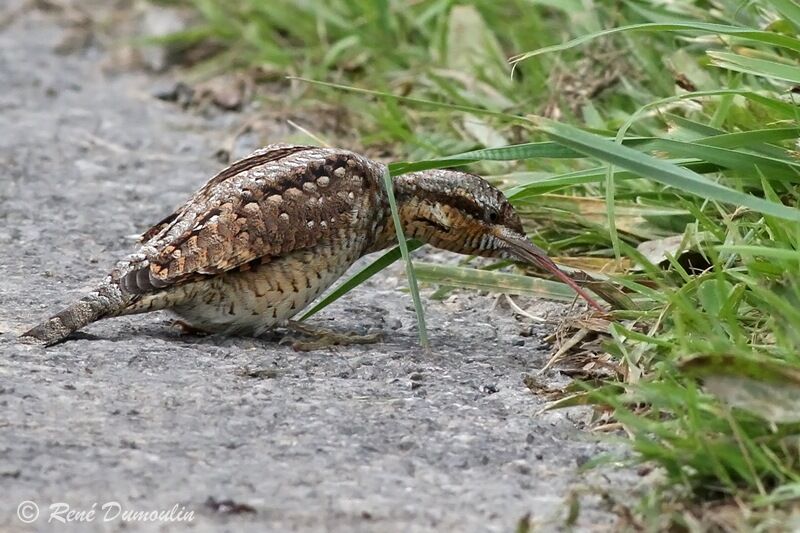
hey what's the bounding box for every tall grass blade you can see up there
[511,22,800,64]
[534,119,800,222]
[301,240,424,320]
[383,168,429,348]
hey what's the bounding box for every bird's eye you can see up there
[487,208,500,224]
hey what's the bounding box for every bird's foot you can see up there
[280,320,382,352]
[171,320,211,336]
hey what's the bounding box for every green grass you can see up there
[152,0,800,528]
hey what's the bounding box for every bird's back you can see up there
[21,145,391,344]
[120,144,389,293]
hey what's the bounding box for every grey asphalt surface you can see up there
[0,6,629,532]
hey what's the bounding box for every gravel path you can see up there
[0,6,628,532]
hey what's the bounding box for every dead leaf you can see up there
[520,194,688,240]
[462,114,508,148]
[446,5,509,86]
[635,231,712,270]
[551,256,630,274]
[194,73,253,111]
[680,354,800,423]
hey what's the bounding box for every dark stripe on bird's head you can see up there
[394,170,501,222]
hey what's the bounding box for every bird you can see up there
[20,144,604,348]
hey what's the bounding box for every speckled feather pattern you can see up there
[21,143,593,345]
[117,145,390,332]
[127,145,387,289]
[21,145,395,342]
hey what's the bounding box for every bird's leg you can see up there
[280,320,382,351]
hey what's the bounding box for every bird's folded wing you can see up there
[124,145,382,292]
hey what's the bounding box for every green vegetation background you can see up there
[153,0,800,528]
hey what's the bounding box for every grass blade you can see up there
[708,51,800,84]
[301,240,424,320]
[534,118,800,222]
[510,22,800,64]
[384,167,429,348]
[412,262,584,301]
[290,77,521,119]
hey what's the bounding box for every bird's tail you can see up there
[19,282,127,346]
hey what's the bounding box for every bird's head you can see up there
[391,169,604,312]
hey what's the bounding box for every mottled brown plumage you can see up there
[21,144,603,346]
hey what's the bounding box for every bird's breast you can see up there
[168,232,370,335]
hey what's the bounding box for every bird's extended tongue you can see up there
[501,236,605,313]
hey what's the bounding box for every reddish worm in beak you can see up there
[496,231,606,313]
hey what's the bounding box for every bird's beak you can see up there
[495,229,605,313]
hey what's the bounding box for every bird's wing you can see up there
[122,145,385,293]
